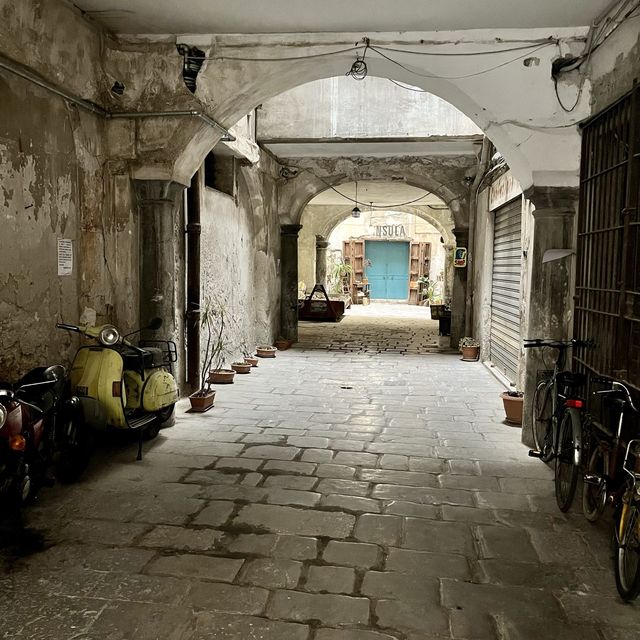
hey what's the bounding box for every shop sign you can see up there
[454,247,467,268]
[489,171,522,210]
[374,224,406,237]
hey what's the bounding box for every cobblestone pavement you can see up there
[299,303,445,354]
[1,310,633,639]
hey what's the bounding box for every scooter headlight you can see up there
[0,404,6,429]
[99,325,120,346]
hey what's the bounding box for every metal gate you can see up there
[490,198,523,383]
[574,83,640,389]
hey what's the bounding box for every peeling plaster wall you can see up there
[589,17,640,114]
[0,1,139,379]
[0,71,82,376]
[200,157,281,371]
[298,205,451,295]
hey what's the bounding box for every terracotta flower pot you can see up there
[231,362,251,374]
[461,345,479,361]
[256,346,277,358]
[274,339,291,351]
[208,369,236,384]
[501,392,524,425]
[189,390,216,412]
[244,356,259,367]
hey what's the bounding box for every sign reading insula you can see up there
[374,225,406,237]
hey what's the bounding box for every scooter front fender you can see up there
[69,347,126,428]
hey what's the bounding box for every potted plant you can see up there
[199,298,234,385]
[231,361,252,374]
[244,352,259,367]
[459,337,480,361]
[189,297,226,411]
[501,389,524,425]
[274,336,292,350]
[331,262,353,295]
[256,345,277,358]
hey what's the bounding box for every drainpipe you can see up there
[464,137,492,337]
[186,169,202,393]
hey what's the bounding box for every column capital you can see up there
[281,224,303,237]
[452,228,469,243]
[133,179,185,204]
[525,185,579,215]
[315,237,330,249]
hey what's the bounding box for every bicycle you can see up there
[614,437,640,601]
[525,339,590,512]
[581,378,639,523]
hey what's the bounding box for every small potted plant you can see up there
[244,352,259,367]
[256,345,277,358]
[274,336,292,350]
[459,337,480,361]
[231,361,252,374]
[189,297,225,411]
[501,389,524,425]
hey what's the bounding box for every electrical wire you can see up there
[196,45,361,62]
[388,79,428,92]
[374,41,559,58]
[284,166,472,209]
[322,183,433,208]
[368,43,554,80]
[189,37,560,63]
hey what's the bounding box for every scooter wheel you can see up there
[142,422,161,440]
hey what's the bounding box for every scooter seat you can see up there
[121,347,166,370]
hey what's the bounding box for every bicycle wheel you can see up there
[615,500,640,601]
[555,409,580,512]
[582,444,607,522]
[532,380,553,461]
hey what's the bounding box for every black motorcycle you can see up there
[0,365,91,507]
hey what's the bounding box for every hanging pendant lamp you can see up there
[351,181,361,218]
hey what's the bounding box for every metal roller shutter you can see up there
[490,198,522,383]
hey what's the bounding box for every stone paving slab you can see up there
[2,307,633,639]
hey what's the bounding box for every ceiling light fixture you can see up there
[351,181,361,218]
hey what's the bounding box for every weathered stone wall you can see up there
[199,155,281,372]
[299,203,455,295]
[589,17,640,114]
[0,1,143,380]
[0,70,84,377]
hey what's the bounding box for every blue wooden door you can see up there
[365,241,410,300]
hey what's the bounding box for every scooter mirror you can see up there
[149,317,163,331]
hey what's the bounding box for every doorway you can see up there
[365,240,410,300]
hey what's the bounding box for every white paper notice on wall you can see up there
[57,238,73,276]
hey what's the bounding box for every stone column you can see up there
[521,186,578,446]
[280,224,303,342]
[134,180,186,383]
[450,228,470,348]
[315,235,330,287]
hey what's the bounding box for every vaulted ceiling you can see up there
[71,0,610,34]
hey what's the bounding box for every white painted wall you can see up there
[258,76,482,139]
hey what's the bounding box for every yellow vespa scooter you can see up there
[56,318,179,459]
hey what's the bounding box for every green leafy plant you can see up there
[330,262,353,294]
[458,336,480,349]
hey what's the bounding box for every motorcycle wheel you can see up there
[56,416,93,483]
